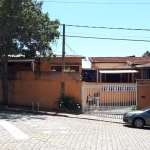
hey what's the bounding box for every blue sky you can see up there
[39,0,150,68]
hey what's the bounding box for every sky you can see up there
[39,0,150,68]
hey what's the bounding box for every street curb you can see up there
[0,107,124,124]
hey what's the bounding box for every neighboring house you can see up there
[82,56,150,113]
[82,56,150,83]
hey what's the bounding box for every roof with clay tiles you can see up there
[89,56,150,66]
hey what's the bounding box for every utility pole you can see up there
[62,24,65,72]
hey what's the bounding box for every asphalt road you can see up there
[0,112,150,150]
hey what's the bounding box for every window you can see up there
[143,69,150,79]
[51,66,62,72]
[70,66,79,72]
[51,66,79,72]
[8,63,14,66]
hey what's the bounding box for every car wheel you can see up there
[133,118,144,128]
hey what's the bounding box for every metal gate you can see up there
[82,83,137,114]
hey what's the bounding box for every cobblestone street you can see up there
[0,112,150,150]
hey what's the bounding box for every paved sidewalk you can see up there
[0,105,124,124]
[0,111,149,150]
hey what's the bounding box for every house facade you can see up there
[82,56,150,113]
[38,55,84,72]
[2,55,84,73]
[82,56,150,83]
[0,55,84,110]
[1,55,150,112]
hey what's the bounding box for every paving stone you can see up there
[0,112,150,150]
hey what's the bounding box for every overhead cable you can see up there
[64,24,150,32]
[41,1,150,5]
[65,32,150,39]
[65,43,78,55]
[61,35,150,43]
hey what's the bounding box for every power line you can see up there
[53,43,62,51]
[64,32,150,39]
[65,42,90,65]
[44,24,150,32]
[61,35,150,43]
[65,43,75,55]
[64,24,150,32]
[41,1,150,5]
[65,43,78,55]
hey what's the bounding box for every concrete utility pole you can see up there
[62,24,65,72]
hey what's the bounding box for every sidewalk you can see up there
[0,105,124,124]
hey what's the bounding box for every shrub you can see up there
[55,95,81,112]
[131,105,137,110]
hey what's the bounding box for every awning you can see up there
[136,63,150,68]
[99,70,138,74]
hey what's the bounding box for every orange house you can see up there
[1,55,150,111]
[3,55,84,72]
[38,55,84,72]
[0,55,85,110]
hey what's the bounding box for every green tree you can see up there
[0,0,60,105]
[142,51,150,57]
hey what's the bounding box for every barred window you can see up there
[143,69,150,79]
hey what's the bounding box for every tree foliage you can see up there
[142,51,150,57]
[0,0,60,57]
[0,0,60,105]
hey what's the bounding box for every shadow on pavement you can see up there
[0,111,47,122]
[123,124,150,130]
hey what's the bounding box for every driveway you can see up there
[0,112,150,150]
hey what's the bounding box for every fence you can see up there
[82,83,137,114]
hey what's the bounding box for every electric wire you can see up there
[40,1,150,5]
[53,43,62,51]
[62,35,150,43]
[65,43,78,55]
[48,24,150,32]
[65,32,150,39]
[64,24,150,32]
[65,42,90,65]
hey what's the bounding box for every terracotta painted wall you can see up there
[137,85,150,109]
[0,71,82,109]
[39,57,82,72]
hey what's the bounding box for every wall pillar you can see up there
[96,70,98,83]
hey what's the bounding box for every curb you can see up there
[0,107,124,124]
